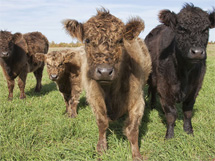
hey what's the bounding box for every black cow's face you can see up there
[159,4,215,62]
[0,31,23,59]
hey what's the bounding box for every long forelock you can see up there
[0,31,13,45]
[178,5,210,29]
[47,51,63,64]
[84,10,124,46]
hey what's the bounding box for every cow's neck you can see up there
[1,55,17,79]
[174,47,204,101]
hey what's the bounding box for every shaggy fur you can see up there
[145,4,215,139]
[35,47,84,118]
[63,8,151,160]
[0,31,49,100]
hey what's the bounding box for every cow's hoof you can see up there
[183,123,193,135]
[68,112,77,118]
[133,154,143,161]
[20,95,26,99]
[8,97,13,101]
[184,127,194,135]
[97,141,107,155]
[165,132,174,140]
[34,88,41,93]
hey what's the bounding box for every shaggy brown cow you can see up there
[145,4,215,139]
[35,47,84,118]
[0,31,49,100]
[63,9,151,160]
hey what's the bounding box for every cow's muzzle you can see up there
[49,74,58,81]
[0,52,9,58]
[188,47,206,60]
[94,64,115,83]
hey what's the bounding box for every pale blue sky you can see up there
[0,0,214,43]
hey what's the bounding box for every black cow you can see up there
[145,4,215,139]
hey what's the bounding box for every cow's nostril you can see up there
[109,69,114,76]
[97,68,102,75]
[191,49,196,55]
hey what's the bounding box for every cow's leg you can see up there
[182,99,195,135]
[7,79,15,100]
[124,97,144,160]
[18,71,27,99]
[148,75,157,109]
[62,93,71,115]
[91,102,109,154]
[33,64,44,92]
[160,98,177,139]
[96,112,109,154]
[67,85,81,118]
[149,85,157,109]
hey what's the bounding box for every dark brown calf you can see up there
[0,31,49,100]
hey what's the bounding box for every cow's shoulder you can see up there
[145,25,175,60]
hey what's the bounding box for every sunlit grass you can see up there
[0,45,214,160]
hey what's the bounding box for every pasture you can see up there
[0,45,214,160]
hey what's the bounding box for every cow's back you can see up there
[145,25,175,61]
[23,32,49,56]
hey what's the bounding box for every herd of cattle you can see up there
[0,4,214,160]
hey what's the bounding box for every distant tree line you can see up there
[208,41,215,44]
[49,41,214,47]
[49,41,83,47]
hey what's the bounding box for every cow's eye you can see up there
[85,39,90,44]
[47,64,51,68]
[59,63,63,67]
[178,26,187,33]
[118,38,123,44]
[202,28,209,34]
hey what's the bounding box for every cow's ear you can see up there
[209,8,215,28]
[63,52,80,67]
[35,53,46,62]
[62,19,84,42]
[124,17,145,40]
[63,52,75,63]
[12,32,23,44]
[159,10,177,29]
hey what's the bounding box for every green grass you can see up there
[0,45,215,160]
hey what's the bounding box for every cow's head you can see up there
[0,31,23,59]
[35,51,75,81]
[159,3,215,62]
[63,8,144,85]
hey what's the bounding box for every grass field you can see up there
[0,45,215,160]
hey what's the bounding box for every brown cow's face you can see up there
[0,31,14,59]
[83,13,125,84]
[159,4,215,62]
[45,52,66,81]
[63,9,145,85]
[0,31,23,59]
[35,52,67,81]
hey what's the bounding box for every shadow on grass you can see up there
[26,81,57,97]
[147,94,197,125]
